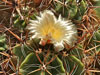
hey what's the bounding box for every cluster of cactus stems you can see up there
[0,0,100,75]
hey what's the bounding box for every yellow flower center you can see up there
[39,24,64,42]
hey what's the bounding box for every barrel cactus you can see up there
[0,0,100,75]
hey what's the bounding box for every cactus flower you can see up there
[27,10,77,51]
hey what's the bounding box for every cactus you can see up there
[0,34,7,51]
[11,38,84,75]
[13,15,27,31]
[0,0,100,75]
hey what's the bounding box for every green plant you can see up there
[0,0,100,75]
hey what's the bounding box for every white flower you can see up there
[27,10,77,51]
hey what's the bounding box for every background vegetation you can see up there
[0,0,100,75]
